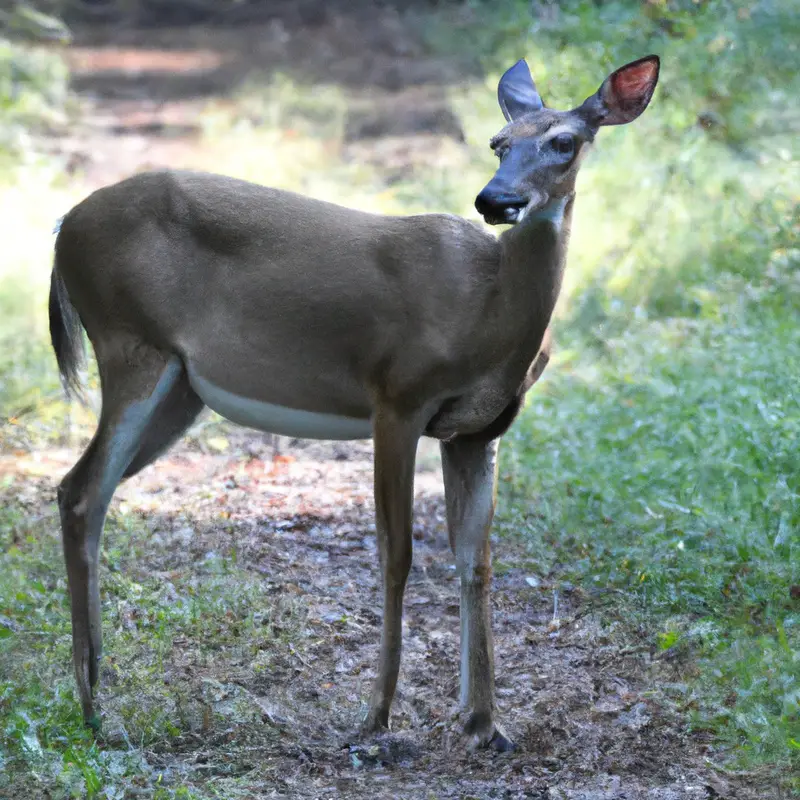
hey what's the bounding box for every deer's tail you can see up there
[49,252,86,401]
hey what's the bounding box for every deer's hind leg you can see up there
[57,347,201,729]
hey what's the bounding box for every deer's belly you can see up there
[187,368,372,440]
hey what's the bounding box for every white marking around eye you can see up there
[542,124,575,141]
[187,366,373,440]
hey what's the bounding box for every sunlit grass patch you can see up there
[0,167,84,419]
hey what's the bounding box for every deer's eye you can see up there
[551,134,575,156]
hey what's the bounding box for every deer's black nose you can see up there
[475,189,527,217]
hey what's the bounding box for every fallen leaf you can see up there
[207,436,229,452]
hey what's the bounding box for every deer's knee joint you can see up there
[57,477,94,532]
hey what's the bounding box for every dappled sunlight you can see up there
[67,47,226,74]
[0,173,78,285]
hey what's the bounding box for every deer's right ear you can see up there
[581,55,660,126]
[497,60,544,122]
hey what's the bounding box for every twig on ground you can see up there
[288,643,314,671]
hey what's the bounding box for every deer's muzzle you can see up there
[474,188,527,226]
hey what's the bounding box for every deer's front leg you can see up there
[441,435,514,751]
[362,407,419,733]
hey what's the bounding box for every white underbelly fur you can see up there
[187,366,373,440]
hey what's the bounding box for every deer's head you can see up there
[475,55,660,225]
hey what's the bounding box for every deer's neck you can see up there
[493,193,574,371]
[498,193,574,316]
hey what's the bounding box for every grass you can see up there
[1,0,799,796]
[1,500,304,798]
[499,296,799,781]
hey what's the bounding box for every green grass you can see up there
[0,166,80,425]
[499,293,799,783]
[0,502,302,798]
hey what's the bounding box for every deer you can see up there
[49,55,659,751]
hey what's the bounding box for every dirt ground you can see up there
[6,433,761,800]
[15,3,776,797]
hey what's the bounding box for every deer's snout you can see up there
[475,187,527,224]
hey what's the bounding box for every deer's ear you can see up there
[581,55,660,126]
[497,59,544,122]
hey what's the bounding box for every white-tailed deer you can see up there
[49,55,659,750]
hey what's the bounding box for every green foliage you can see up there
[499,292,799,778]
[0,38,68,159]
[1,4,71,44]
[0,275,62,415]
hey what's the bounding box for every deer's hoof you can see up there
[360,706,389,737]
[464,712,515,753]
[84,710,102,734]
[485,727,516,752]
[79,685,101,734]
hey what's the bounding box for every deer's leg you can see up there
[123,374,205,478]
[362,407,420,733]
[440,435,513,751]
[58,352,190,729]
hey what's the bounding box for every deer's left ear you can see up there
[581,55,660,126]
[497,59,544,122]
